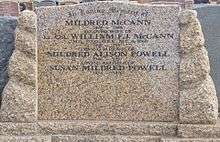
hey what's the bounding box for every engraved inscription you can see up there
[40,7,177,75]
[37,3,180,121]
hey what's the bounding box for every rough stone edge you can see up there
[161,138,220,142]
[179,9,218,124]
[2,135,220,142]
[0,17,18,101]
[0,136,51,142]
[0,122,38,136]
[51,135,161,142]
[0,10,37,122]
[0,121,177,136]
[177,121,220,138]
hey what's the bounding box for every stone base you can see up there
[161,138,220,142]
[178,122,220,138]
[0,120,220,141]
[0,9,219,142]
[1,136,220,142]
[0,121,177,136]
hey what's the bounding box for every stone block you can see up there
[178,121,220,138]
[52,135,160,142]
[179,9,218,124]
[0,123,38,136]
[180,46,210,88]
[161,138,220,142]
[179,75,218,124]
[180,10,205,54]
[0,136,51,142]
[37,2,180,122]
[0,81,37,122]
[37,121,177,136]
[0,2,19,17]
[0,11,37,122]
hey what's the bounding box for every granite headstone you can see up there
[37,2,180,121]
[0,1,19,17]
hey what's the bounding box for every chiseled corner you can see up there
[179,10,218,124]
[0,10,37,122]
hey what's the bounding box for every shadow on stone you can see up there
[0,17,17,109]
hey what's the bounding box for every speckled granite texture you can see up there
[1,121,220,141]
[37,2,180,121]
[179,10,218,124]
[0,10,37,122]
[0,2,219,141]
